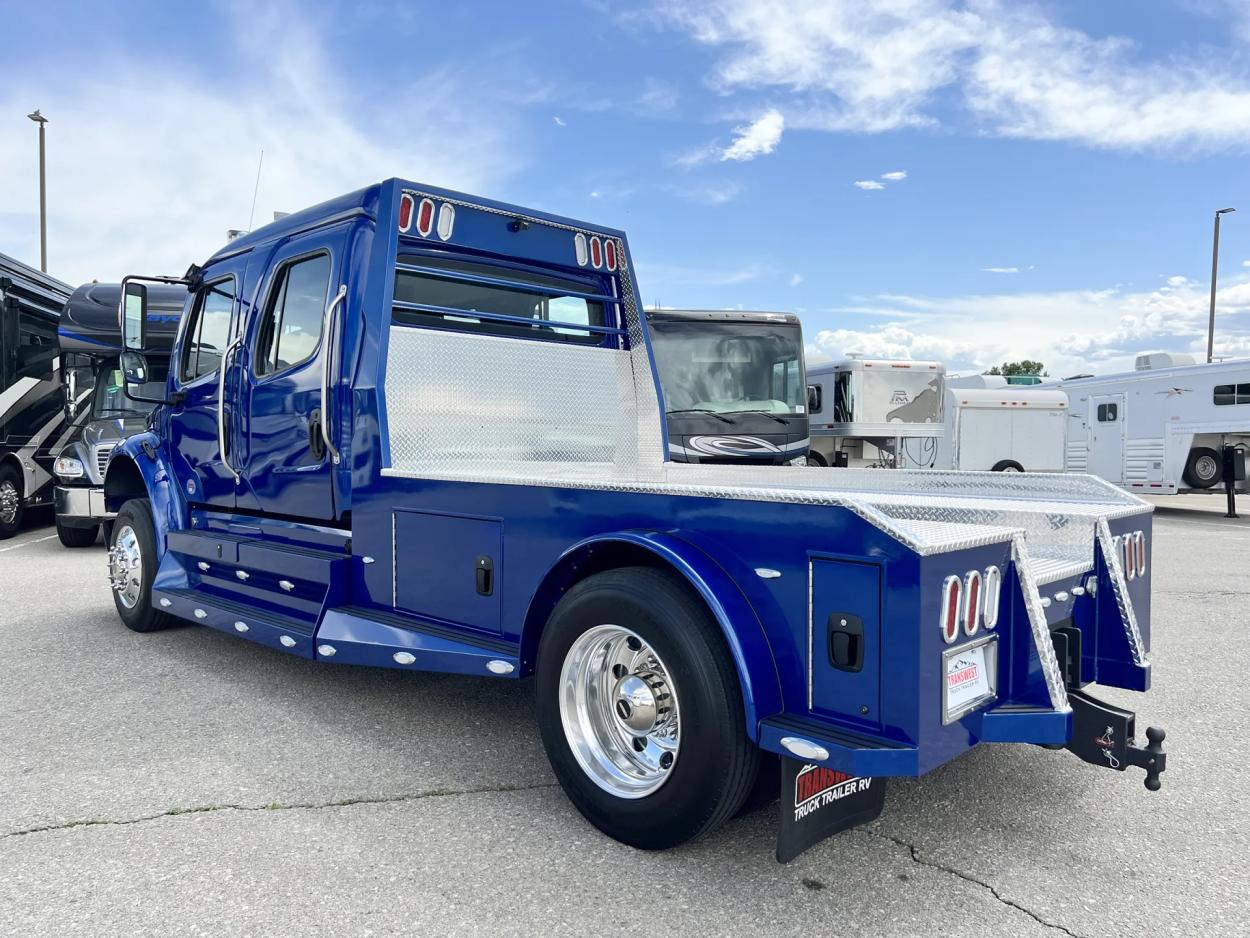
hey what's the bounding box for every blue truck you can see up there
[105,179,1165,861]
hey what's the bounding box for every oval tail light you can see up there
[963,570,982,636]
[941,575,962,644]
[398,192,415,232]
[982,565,1001,630]
[1134,531,1147,577]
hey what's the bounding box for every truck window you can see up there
[181,277,236,382]
[393,254,606,344]
[254,253,332,376]
[1214,383,1250,405]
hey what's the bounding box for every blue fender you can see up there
[523,530,784,741]
[103,431,186,556]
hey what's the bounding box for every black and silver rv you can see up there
[644,308,809,464]
[0,253,74,538]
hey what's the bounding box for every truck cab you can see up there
[644,308,809,464]
[103,180,1167,861]
[52,282,186,546]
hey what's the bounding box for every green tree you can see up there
[986,360,1048,377]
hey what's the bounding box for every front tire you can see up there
[0,464,24,539]
[56,520,99,548]
[109,499,175,633]
[536,567,758,849]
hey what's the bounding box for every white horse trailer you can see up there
[807,358,944,467]
[913,386,1068,472]
[1048,354,1250,494]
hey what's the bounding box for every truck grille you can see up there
[95,444,116,478]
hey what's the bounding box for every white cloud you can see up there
[981,266,1019,273]
[651,0,1250,150]
[790,273,804,287]
[1166,274,1193,287]
[0,6,518,286]
[668,181,743,205]
[553,115,567,126]
[880,170,907,180]
[721,109,785,161]
[854,180,885,190]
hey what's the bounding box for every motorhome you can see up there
[806,358,944,467]
[644,308,808,464]
[0,252,74,538]
[1048,353,1250,494]
[52,282,187,546]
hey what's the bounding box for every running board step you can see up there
[154,587,317,658]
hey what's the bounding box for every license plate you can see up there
[942,635,998,724]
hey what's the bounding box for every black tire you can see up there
[110,499,176,633]
[0,463,24,540]
[1183,447,1221,489]
[733,749,780,817]
[56,520,99,548]
[991,459,1024,472]
[806,451,827,467]
[536,567,758,849]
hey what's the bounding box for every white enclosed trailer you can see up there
[1048,353,1250,493]
[918,386,1068,472]
[807,358,944,467]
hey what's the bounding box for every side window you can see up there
[254,254,332,376]
[181,278,236,382]
[1096,402,1119,422]
[1214,383,1250,405]
[16,316,57,379]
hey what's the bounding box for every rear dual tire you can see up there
[536,567,760,849]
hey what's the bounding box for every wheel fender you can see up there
[525,530,784,741]
[103,431,185,556]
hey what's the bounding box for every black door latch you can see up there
[475,555,494,596]
[828,613,864,672]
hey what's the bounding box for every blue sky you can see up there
[4,0,1250,375]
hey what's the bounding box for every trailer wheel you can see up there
[109,499,175,633]
[536,567,758,849]
[805,451,827,467]
[1183,447,1221,488]
[56,520,99,548]
[0,463,24,539]
[991,459,1024,473]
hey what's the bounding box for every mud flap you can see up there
[776,757,887,863]
[1064,689,1167,790]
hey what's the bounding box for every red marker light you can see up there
[590,236,603,268]
[605,239,617,271]
[398,193,414,232]
[941,575,962,644]
[416,198,435,237]
[963,570,982,636]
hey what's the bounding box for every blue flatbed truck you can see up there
[106,179,1166,861]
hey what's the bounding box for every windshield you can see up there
[92,366,163,418]
[648,320,805,415]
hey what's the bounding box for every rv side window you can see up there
[833,372,853,422]
[180,277,237,383]
[254,253,332,376]
[1214,383,1250,406]
[392,254,607,345]
[1096,402,1118,422]
[16,318,57,378]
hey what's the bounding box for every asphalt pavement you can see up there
[1,498,1247,937]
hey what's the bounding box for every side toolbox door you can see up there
[235,230,344,521]
[166,265,244,510]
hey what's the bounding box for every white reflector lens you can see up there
[982,566,1001,630]
[963,570,982,636]
[436,203,455,241]
[574,233,588,266]
[1134,531,1147,577]
[941,575,962,644]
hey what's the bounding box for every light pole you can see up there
[1207,206,1235,363]
[27,109,48,273]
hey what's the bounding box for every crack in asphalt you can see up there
[861,829,1088,938]
[1,781,559,840]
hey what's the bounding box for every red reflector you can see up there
[605,239,617,271]
[941,575,961,644]
[398,193,414,232]
[416,198,435,237]
[963,570,982,636]
[590,236,603,268]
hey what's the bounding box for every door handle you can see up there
[828,613,865,672]
[217,335,244,482]
[321,284,348,465]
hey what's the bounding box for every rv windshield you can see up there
[92,368,163,418]
[648,320,805,415]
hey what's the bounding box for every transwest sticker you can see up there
[943,637,996,723]
[777,757,887,863]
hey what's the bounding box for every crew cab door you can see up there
[167,265,244,510]
[234,231,344,521]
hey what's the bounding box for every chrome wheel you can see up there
[0,480,18,526]
[1194,454,1218,483]
[108,524,143,609]
[559,624,680,799]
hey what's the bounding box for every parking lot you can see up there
[1,498,1247,938]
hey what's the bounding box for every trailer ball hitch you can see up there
[1064,689,1168,790]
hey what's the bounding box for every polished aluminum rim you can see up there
[108,524,143,609]
[1194,454,1218,481]
[0,480,18,526]
[559,625,680,799]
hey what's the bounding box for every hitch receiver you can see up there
[1064,690,1167,790]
